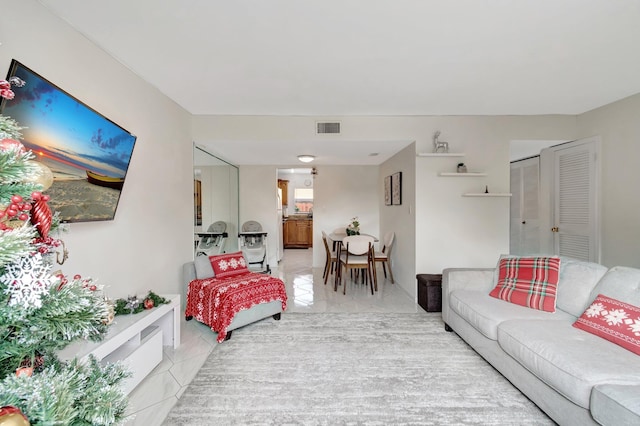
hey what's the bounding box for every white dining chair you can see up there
[321,231,338,285]
[337,235,376,295]
[374,231,395,284]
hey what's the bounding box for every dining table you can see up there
[328,232,379,243]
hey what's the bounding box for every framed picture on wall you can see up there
[384,175,392,206]
[0,59,138,223]
[194,179,202,226]
[392,172,402,205]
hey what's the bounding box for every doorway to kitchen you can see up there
[277,168,314,264]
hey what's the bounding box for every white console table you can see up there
[58,294,181,394]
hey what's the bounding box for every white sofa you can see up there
[442,256,640,425]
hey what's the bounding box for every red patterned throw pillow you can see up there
[573,294,640,355]
[489,256,560,312]
[209,252,250,279]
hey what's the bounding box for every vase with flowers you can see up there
[346,216,360,236]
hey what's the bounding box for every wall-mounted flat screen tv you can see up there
[0,59,137,223]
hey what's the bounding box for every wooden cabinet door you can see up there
[296,221,309,245]
[284,220,312,248]
[277,179,289,206]
[284,220,298,247]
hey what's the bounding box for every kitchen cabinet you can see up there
[283,219,312,248]
[277,179,289,206]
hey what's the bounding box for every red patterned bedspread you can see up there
[185,272,287,342]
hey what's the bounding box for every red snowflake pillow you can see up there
[209,252,250,279]
[573,294,640,355]
[489,256,560,312]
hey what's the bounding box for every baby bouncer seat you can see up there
[195,221,228,256]
[239,220,270,273]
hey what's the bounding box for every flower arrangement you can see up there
[346,216,360,236]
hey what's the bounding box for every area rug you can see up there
[163,312,553,425]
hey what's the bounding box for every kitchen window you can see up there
[294,188,313,213]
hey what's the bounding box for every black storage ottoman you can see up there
[417,274,442,312]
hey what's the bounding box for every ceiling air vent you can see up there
[316,122,341,134]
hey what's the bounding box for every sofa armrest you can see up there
[442,268,494,329]
[182,262,197,288]
[442,268,495,294]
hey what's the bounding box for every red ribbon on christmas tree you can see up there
[30,193,52,238]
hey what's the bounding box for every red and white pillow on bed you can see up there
[208,251,250,278]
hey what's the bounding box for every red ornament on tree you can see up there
[0,406,30,426]
[30,198,52,238]
[0,138,25,153]
[144,298,155,309]
[15,367,33,377]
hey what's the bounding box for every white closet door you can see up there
[510,157,540,255]
[552,137,599,262]
[509,165,522,253]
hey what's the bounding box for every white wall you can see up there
[312,165,380,268]
[576,93,640,268]
[379,143,416,297]
[1,1,194,299]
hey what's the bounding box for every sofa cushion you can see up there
[588,266,640,308]
[573,294,640,356]
[450,290,573,340]
[591,384,640,426]
[493,255,607,317]
[498,319,640,409]
[194,255,215,279]
[210,251,250,278]
[489,256,560,312]
[555,257,608,317]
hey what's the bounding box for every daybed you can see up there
[183,252,287,342]
[442,256,640,426]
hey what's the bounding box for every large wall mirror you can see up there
[193,144,239,255]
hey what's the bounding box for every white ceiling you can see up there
[37,0,640,165]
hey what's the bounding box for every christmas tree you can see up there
[0,74,129,424]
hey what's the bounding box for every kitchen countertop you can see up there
[283,215,313,220]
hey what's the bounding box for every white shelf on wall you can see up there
[417,152,465,157]
[439,172,487,177]
[463,193,512,197]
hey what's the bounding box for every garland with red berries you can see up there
[113,291,170,315]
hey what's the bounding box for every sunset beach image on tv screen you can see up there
[1,60,137,222]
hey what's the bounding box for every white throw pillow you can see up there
[194,255,215,279]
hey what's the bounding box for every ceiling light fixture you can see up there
[297,155,315,163]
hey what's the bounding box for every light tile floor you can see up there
[124,248,419,425]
